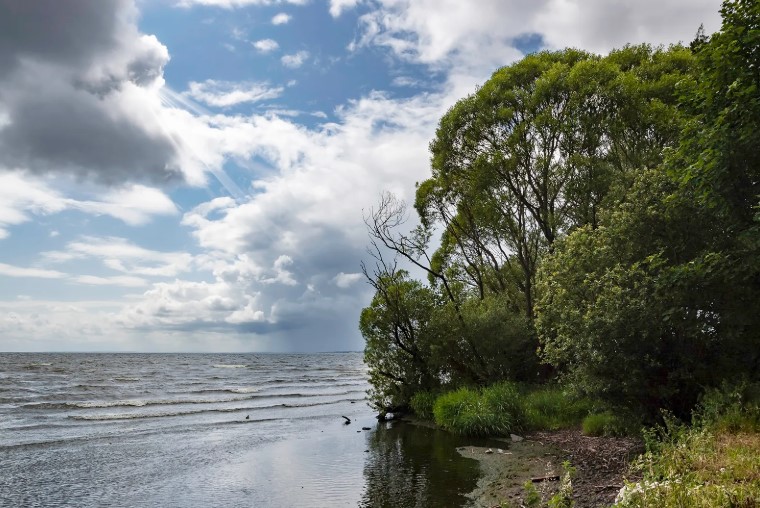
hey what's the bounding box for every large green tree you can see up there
[537,0,760,418]
[417,45,693,319]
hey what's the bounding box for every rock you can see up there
[342,416,351,424]
[362,427,371,431]
[510,433,524,442]
[485,448,494,454]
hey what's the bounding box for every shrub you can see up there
[523,388,593,430]
[433,382,524,436]
[694,380,760,432]
[410,391,437,420]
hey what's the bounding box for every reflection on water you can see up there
[362,420,499,508]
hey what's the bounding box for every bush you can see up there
[523,388,593,430]
[695,381,760,432]
[410,391,437,420]
[582,412,628,437]
[433,382,524,436]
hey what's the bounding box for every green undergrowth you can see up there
[612,382,760,507]
[581,412,631,437]
[522,388,594,431]
[432,382,524,436]
[411,383,642,437]
[409,390,437,420]
[415,384,621,437]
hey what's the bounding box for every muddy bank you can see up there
[461,429,643,508]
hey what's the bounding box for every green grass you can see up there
[581,412,628,437]
[433,382,524,436]
[613,430,760,507]
[410,390,437,420]
[522,388,593,431]
[613,383,760,507]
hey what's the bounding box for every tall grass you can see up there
[410,391,437,420]
[581,412,628,436]
[521,388,593,431]
[433,382,524,436]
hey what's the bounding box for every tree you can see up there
[537,0,760,417]
[417,46,694,319]
[360,267,439,415]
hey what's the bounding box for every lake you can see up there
[0,352,488,507]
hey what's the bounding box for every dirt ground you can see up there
[461,429,644,508]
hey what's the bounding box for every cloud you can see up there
[333,272,363,288]
[116,88,446,349]
[0,172,177,238]
[73,275,149,288]
[176,0,307,7]
[0,262,66,279]
[329,0,361,17]
[185,79,284,107]
[281,51,310,68]
[391,76,423,87]
[350,0,721,79]
[43,236,194,278]
[67,185,179,226]
[271,13,292,25]
[0,0,210,185]
[253,38,280,53]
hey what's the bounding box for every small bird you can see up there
[245,415,250,420]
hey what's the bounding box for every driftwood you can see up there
[531,475,560,483]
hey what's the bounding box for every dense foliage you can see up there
[361,0,759,424]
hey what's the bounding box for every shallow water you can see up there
[0,353,488,507]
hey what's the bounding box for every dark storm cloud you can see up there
[0,78,182,185]
[0,0,124,77]
[0,0,187,185]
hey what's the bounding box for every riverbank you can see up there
[461,429,643,508]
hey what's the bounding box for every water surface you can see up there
[0,353,487,507]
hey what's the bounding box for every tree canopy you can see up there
[360,0,759,420]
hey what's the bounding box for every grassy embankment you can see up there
[410,383,628,438]
[612,384,760,508]
[410,382,760,507]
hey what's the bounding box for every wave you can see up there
[212,364,248,369]
[229,387,259,394]
[23,389,367,410]
[68,397,366,421]
[22,363,52,369]
[190,382,365,395]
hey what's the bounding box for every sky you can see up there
[0,0,722,352]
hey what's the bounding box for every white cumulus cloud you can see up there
[271,13,292,25]
[281,51,310,68]
[185,79,284,107]
[253,38,280,53]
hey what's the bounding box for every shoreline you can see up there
[459,429,643,508]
